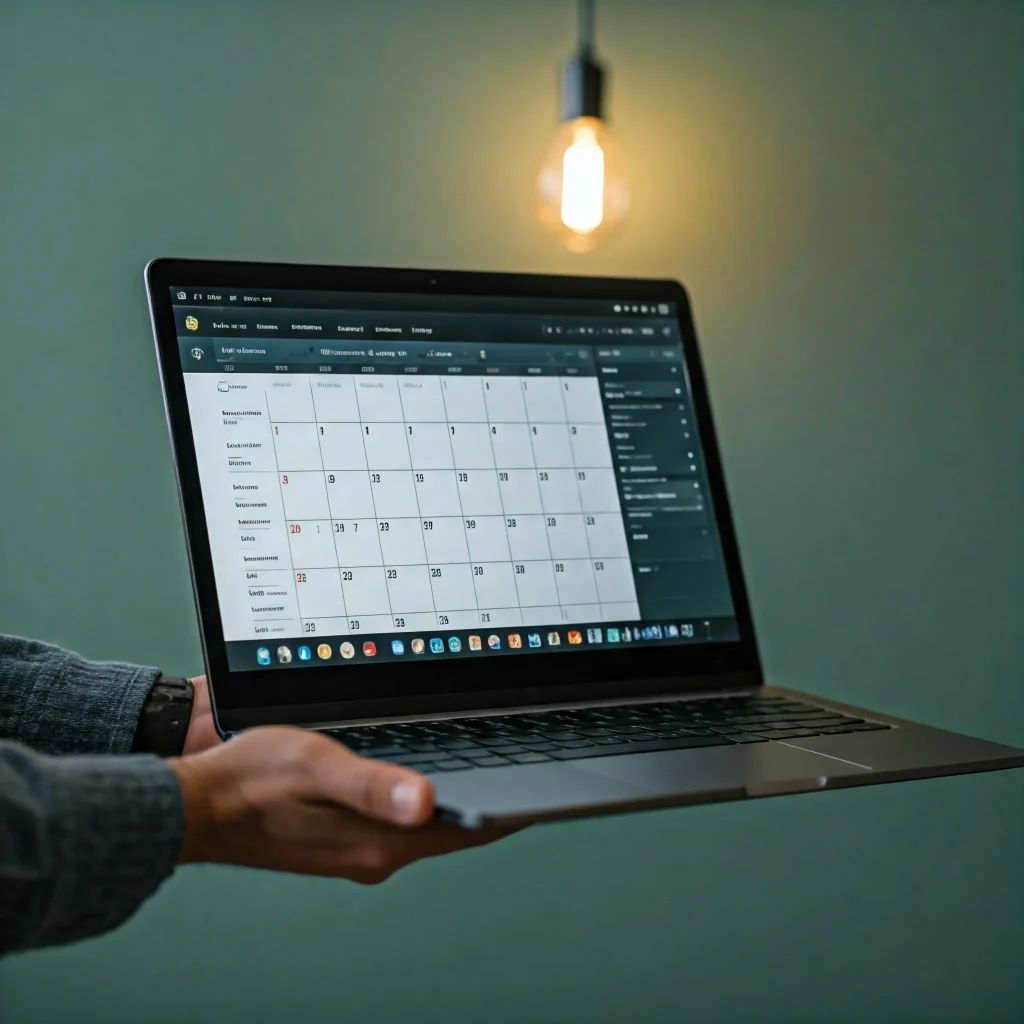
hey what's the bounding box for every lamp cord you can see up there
[577,0,595,58]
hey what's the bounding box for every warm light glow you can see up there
[560,123,605,233]
[537,116,629,253]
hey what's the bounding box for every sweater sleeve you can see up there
[0,635,159,756]
[0,741,183,955]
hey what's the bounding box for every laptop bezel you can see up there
[146,258,763,733]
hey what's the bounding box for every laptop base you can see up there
[424,688,1024,827]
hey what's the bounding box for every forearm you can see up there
[0,740,182,955]
[0,635,158,755]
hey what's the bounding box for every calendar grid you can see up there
[210,372,638,641]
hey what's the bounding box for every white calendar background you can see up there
[185,371,640,642]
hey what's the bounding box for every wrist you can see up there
[170,756,215,865]
[182,675,220,755]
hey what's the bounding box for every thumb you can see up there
[305,736,435,826]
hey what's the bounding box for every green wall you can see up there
[1,1,1021,1020]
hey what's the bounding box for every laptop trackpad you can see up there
[573,741,871,797]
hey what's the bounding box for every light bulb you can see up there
[537,116,629,253]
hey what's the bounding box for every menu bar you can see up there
[173,305,678,346]
[172,286,678,319]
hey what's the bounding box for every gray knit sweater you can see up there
[0,634,183,955]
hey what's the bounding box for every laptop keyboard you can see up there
[322,694,890,774]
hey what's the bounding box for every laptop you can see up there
[146,259,1024,828]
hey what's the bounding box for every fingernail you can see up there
[390,780,422,824]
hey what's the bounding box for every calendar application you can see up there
[173,287,738,670]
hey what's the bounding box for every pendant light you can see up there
[536,0,629,252]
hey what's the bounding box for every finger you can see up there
[394,821,523,859]
[310,813,520,878]
[343,820,521,876]
[304,738,435,827]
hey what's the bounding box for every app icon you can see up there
[650,625,663,639]
[276,645,292,664]
[468,634,482,651]
[666,624,680,638]
[547,631,561,646]
[567,631,583,645]
[298,645,311,661]
[429,637,444,654]
[391,640,405,655]
[448,636,462,652]
[411,638,425,654]
[640,626,653,640]
[680,623,695,638]
[185,315,199,331]
[362,641,377,657]
[586,628,603,643]
[340,641,355,659]
[508,633,522,649]
[256,647,271,665]
[527,633,542,648]
[487,634,501,650]
[622,627,632,642]
[317,643,332,659]
[606,628,621,643]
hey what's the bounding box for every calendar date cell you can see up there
[465,515,511,562]
[377,517,428,565]
[293,568,347,618]
[362,422,412,470]
[272,422,324,472]
[440,377,487,421]
[325,471,376,520]
[427,562,477,611]
[406,423,455,469]
[370,470,419,518]
[339,566,392,616]
[414,470,463,517]
[332,519,384,566]
[470,561,520,609]
[280,471,330,520]
[287,520,338,569]
[317,423,368,471]
[385,564,435,613]
[422,516,471,563]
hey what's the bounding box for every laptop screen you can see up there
[170,286,739,674]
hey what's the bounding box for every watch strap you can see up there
[131,674,194,757]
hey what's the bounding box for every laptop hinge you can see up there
[307,679,760,730]
[218,672,761,733]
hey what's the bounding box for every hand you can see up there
[171,727,511,883]
[182,675,220,755]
